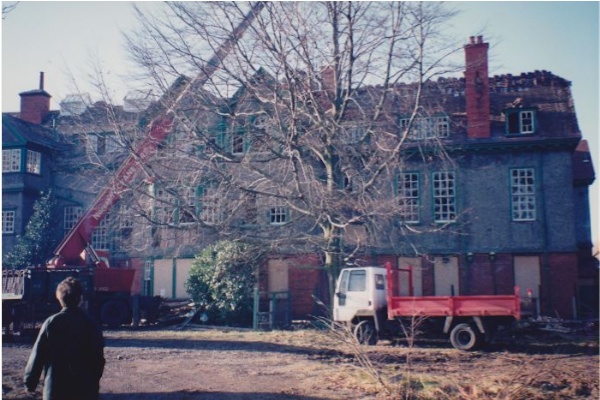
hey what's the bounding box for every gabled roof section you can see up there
[2,113,66,149]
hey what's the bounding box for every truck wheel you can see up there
[353,320,378,345]
[449,323,481,351]
[100,300,129,327]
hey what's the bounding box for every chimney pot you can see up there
[477,35,483,44]
[39,72,44,90]
[469,36,475,44]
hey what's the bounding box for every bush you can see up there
[185,241,261,326]
[3,190,59,269]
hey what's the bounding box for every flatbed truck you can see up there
[333,262,521,350]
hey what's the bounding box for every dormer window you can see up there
[505,109,536,135]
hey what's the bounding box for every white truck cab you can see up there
[333,266,388,344]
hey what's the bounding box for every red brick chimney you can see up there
[464,36,490,138]
[19,72,51,125]
[321,65,335,91]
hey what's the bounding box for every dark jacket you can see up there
[24,307,105,400]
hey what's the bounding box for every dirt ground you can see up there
[2,325,599,400]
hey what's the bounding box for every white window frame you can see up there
[269,205,288,225]
[178,186,198,225]
[92,214,111,250]
[199,184,222,225]
[510,168,536,221]
[520,111,534,133]
[400,115,450,140]
[26,150,41,174]
[2,210,16,234]
[432,171,456,223]
[397,172,420,223]
[154,187,176,225]
[3,149,21,172]
[64,206,83,231]
[506,109,536,135]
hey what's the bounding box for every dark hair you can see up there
[55,277,84,308]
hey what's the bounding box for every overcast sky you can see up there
[2,1,598,240]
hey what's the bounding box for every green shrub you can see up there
[186,241,261,326]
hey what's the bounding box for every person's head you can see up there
[55,277,84,308]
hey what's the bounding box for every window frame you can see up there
[505,108,536,135]
[510,167,537,222]
[3,149,22,172]
[64,206,83,231]
[400,114,451,140]
[269,205,289,225]
[432,171,457,223]
[198,183,222,225]
[26,149,42,175]
[2,210,16,234]
[91,214,111,250]
[396,172,420,223]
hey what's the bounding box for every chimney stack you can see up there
[321,65,336,91]
[464,36,490,138]
[19,72,51,125]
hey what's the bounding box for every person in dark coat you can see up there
[24,277,105,400]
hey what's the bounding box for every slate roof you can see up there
[2,113,68,150]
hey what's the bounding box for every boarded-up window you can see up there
[398,257,423,296]
[434,256,459,296]
[268,259,289,293]
[514,256,540,299]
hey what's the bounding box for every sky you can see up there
[1,1,599,241]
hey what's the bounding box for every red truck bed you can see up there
[385,262,521,320]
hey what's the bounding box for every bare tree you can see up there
[116,1,460,299]
[2,2,19,19]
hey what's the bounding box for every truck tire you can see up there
[449,323,481,351]
[353,320,378,345]
[100,300,129,327]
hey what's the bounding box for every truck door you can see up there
[334,269,370,322]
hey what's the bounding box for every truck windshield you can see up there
[348,270,366,291]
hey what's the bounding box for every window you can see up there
[88,134,122,155]
[199,184,221,225]
[269,205,289,225]
[506,109,536,135]
[26,150,41,174]
[92,215,111,250]
[231,131,245,154]
[433,171,456,223]
[400,115,450,140]
[143,260,153,296]
[179,187,198,225]
[154,187,176,225]
[510,168,536,221]
[397,172,420,223]
[345,125,366,144]
[375,274,385,290]
[64,206,83,232]
[3,149,21,172]
[119,212,133,239]
[105,135,122,154]
[2,210,15,234]
[348,270,366,291]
